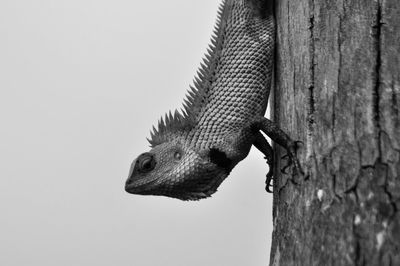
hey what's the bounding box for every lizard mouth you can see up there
[125,178,158,195]
[124,164,160,195]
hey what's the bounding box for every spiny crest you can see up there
[148,0,231,147]
[147,110,191,147]
[182,0,230,122]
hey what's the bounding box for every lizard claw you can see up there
[294,140,304,147]
[289,140,304,155]
[279,140,304,176]
[265,173,273,193]
[264,155,274,193]
[280,164,290,174]
[264,140,303,192]
[289,140,304,176]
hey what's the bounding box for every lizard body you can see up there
[125,0,301,200]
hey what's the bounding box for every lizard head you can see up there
[125,139,232,201]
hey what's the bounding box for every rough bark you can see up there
[270,0,400,265]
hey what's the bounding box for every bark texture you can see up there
[270,0,400,265]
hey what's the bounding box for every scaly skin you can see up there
[125,0,302,200]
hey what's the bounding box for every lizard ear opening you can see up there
[208,148,232,170]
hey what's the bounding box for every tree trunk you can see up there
[270,0,400,265]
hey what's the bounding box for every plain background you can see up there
[0,0,273,265]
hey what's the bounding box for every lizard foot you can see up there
[251,117,304,192]
[264,141,303,193]
[280,140,304,176]
[264,155,274,193]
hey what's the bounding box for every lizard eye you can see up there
[136,153,156,173]
[174,151,182,160]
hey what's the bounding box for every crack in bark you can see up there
[332,94,336,141]
[353,214,363,266]
[307,0,316,162]
[370,7,399,259]
[382,165,399,220]
[332,173,343,201]
[336,4,343,143]
[308,85,315,130]
[391,80,399,125]
[344,178,359,202]
[355,234,365,266]
[373,0,383,159]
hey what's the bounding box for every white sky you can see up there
[0,1,273,265]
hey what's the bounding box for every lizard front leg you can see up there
[252,116,303,179]
[253,132,274,193]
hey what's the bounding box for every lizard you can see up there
[125,0,302,201]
